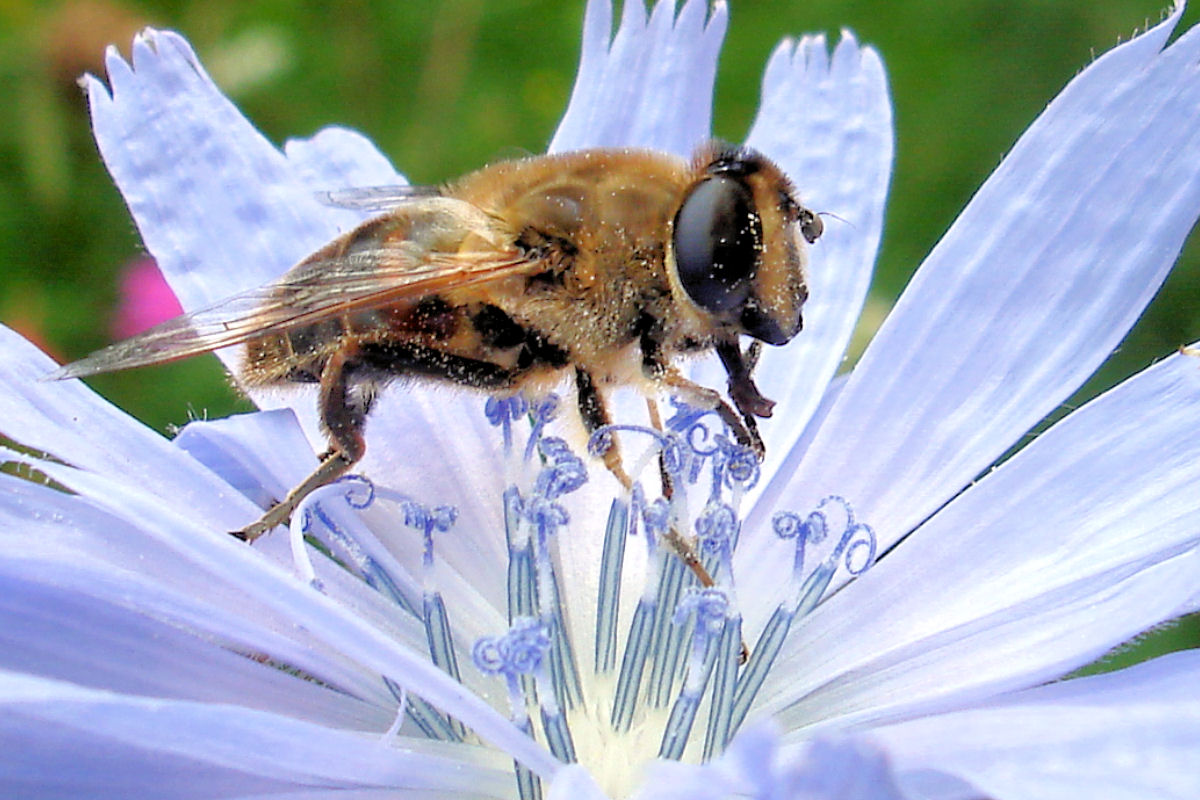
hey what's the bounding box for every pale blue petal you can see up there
[0,325,258,531]
[639,721,907,800]
[173,409,315,509]
[0,470,395,708]
[89,31,337,316]
[0,671,512,800]
[873,650,1200,800]
[690,32,893,484]
[0,563,387,731]
[746,4,1200,562]
[550,0,726,154]
[755,346,1200,733]
[281,125,403,200]
[548,765,610,800]
[0,440,503,705]
[0,452,560,778]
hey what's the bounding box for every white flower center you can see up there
[293,393,876,799]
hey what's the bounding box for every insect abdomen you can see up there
[244,298,571,390]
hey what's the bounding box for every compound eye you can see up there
[672,176,762,315]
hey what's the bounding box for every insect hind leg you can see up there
[235,345,521,542]
[233,450,356,541]
[234,350,369,542]
[576,369,727,595]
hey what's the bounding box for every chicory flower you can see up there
[2,1,1199,798]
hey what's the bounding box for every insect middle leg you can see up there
[658,364,765,457]
[645,392,750,662]
[575,368,717,590]
[235,350,369,541]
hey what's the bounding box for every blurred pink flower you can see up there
[111,256,183,339]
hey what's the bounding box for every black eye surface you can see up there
[672,176,762,315]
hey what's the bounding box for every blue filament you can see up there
[658,588,729,759]
[610,594,658,731]
[474,618,576,765]
[298,479,420,616]
[645,555,691,708]
[294,478,469,740]
[321,395,883,798]
[393,498,463,688]
[636,493,696,708]
[594,499,629,673]
[727,497,877,732]
[702,613,743,759]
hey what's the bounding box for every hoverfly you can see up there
[54,143,821,548]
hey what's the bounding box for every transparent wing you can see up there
[316,184,443,212]
[49,204,536,379]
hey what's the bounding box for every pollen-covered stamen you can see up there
[495,395,588,722]
[475,617,577,768]
[587,420,687,488]
[534,437,588,500]
[728,497,877,733]
[711,439,760,512]
[504,486,537,618]
[602,402,763,736]
[485,395,528,455]
[682,503,744,758]
[473,619,548,800]
[523,435,587,709]
[695,502,738,585]
[401,500,459,576]
[520,490,582,710]
[594,497,630,674]
[664,399,761,498]
[644,410,755,711]
[285,476,461,741]
[786,496,877,614]
[659,587,733,759]
[524,395,561,462]
[396,498,464,713]
[610,490,671,732]
[293,476,421,615]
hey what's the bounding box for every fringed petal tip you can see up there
[87,23,371,319]
[749,0,1200,573]
[550,0,727,154]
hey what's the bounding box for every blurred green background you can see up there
[1,0,1198,663]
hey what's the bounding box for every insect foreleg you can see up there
[716,338,775,424]
[233,450,356,541]
[658,363,765,458]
